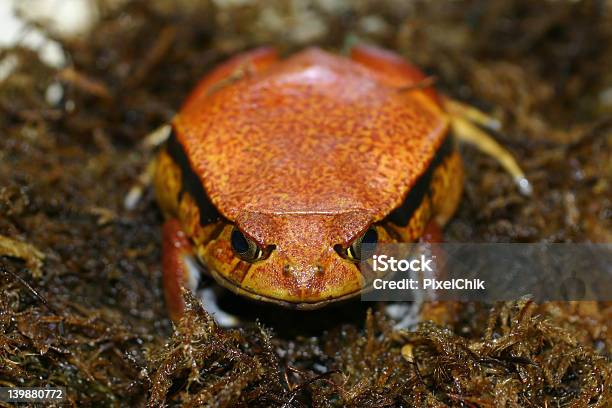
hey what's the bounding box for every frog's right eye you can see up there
[335,226,379,262]
[347,226,378,261]
[231,227,263,262]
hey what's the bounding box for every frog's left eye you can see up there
[231,227,264,262]
[344,227,378,262]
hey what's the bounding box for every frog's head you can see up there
[201,210,392,308]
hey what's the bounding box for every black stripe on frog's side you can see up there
[386,135,454,227]
[166,128,221,225]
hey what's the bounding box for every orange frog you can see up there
[150,45,529,322]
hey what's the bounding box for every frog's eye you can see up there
[231,227,263,262]
[346,227,378,261]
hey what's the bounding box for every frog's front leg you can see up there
[388,220,446,329]
[162,219,239,327]
[162,219,198,321]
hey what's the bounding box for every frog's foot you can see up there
[443,97,532,196]
[124,124,173,210]
[141,123,173,149]
[162,219,240,327]
[197,285,241,328]
[388,221,445,329]
[124,159,156,210]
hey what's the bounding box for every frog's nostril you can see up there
[282,264,324,276]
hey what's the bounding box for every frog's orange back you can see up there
[173,47,448,223]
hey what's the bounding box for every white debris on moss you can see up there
[358,15,391,38]
[13,0,99,38]
[314,0,350,15]
[207,0,414,51]
[0,1,76,70]
[45,81,64,105]
[287,0,328,43]
[0,54,18,83]
[212,0,256,7]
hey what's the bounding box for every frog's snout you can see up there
[228,243,364,308]
[212,212,371,307]
[283,263,325,276]
[280,260,328,289]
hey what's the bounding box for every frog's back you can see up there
[173,47,448,221]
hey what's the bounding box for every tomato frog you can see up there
[143,45,530,324]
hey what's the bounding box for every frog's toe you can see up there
[197,286,241,328]
[444,98,532,196]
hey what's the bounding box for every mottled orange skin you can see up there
[154,45,463,309]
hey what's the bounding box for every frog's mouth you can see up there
[207,266,365,310]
